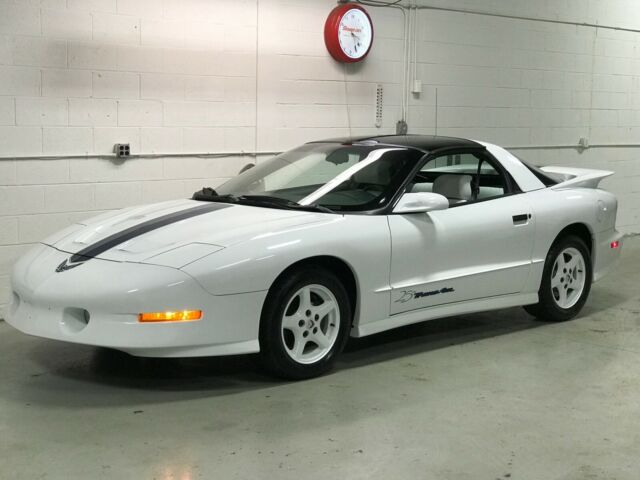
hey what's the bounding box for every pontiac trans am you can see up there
[5,135,622,379]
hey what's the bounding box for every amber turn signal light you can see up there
[138,310,202,323]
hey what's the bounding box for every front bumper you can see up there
[6,244,265,357]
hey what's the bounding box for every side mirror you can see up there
[393,192,449,214]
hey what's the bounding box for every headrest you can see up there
[433,174,472,201]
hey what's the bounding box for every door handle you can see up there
[512,213,531,224]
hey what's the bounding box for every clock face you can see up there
[338,8,373,59]
[324,4,374,63]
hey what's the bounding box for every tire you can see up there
[524,235,592,322]
[259,266,352,380]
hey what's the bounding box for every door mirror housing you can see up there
[393,192,449,214]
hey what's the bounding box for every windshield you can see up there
[214,143,422,211]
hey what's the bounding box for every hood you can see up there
[44,199,328,265]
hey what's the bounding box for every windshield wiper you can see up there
[192,187,240,203]
[193,190,336,214]
[239,195,336,214]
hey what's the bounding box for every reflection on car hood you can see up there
[43,199,328,263]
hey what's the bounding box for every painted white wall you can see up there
[1,0,640,311]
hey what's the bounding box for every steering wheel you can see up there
[354,181,384,194]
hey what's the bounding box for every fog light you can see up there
[138,310,202,323]
[61,307,90,334]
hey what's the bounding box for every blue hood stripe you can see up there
[66,202,231,265]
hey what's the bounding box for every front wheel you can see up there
[524,235,592,321]
[259,267,351,379]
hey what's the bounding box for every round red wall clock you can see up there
[324,3,374,63]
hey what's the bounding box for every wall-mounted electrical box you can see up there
[114,143,130,157]
[396,120,408,135]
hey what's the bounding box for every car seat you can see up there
[432,174,472,205]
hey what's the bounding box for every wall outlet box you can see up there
[411,79,422,94]
[114,143,130,157]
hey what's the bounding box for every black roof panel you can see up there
[308,134,483,152]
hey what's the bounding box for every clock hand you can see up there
[350,31,361,51]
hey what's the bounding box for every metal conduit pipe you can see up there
[356,1,640,33]
[3,143,640,162]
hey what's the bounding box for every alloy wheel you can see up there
[550,247,586,309]
[280,284,340,364]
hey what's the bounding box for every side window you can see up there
[425,153,479,173]
[410,152,509,205]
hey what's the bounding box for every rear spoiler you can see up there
[540,166,613,189]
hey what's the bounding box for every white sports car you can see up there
[6,135,623,379]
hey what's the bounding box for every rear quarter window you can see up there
[519,160,561,187]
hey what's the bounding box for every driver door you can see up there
[388,150,535,315]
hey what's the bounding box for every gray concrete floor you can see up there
[1,239,639,480]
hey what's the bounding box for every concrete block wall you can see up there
[0,0,261,311]
[1,0,640,311]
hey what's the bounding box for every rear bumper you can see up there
[5,244,265,357]
[593,228,623,282]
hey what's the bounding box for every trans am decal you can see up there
[395,287,455,303]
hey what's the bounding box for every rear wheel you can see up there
[524,235,592,321]
[259,267,351,379]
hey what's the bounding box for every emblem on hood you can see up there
[55,259,83,273]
